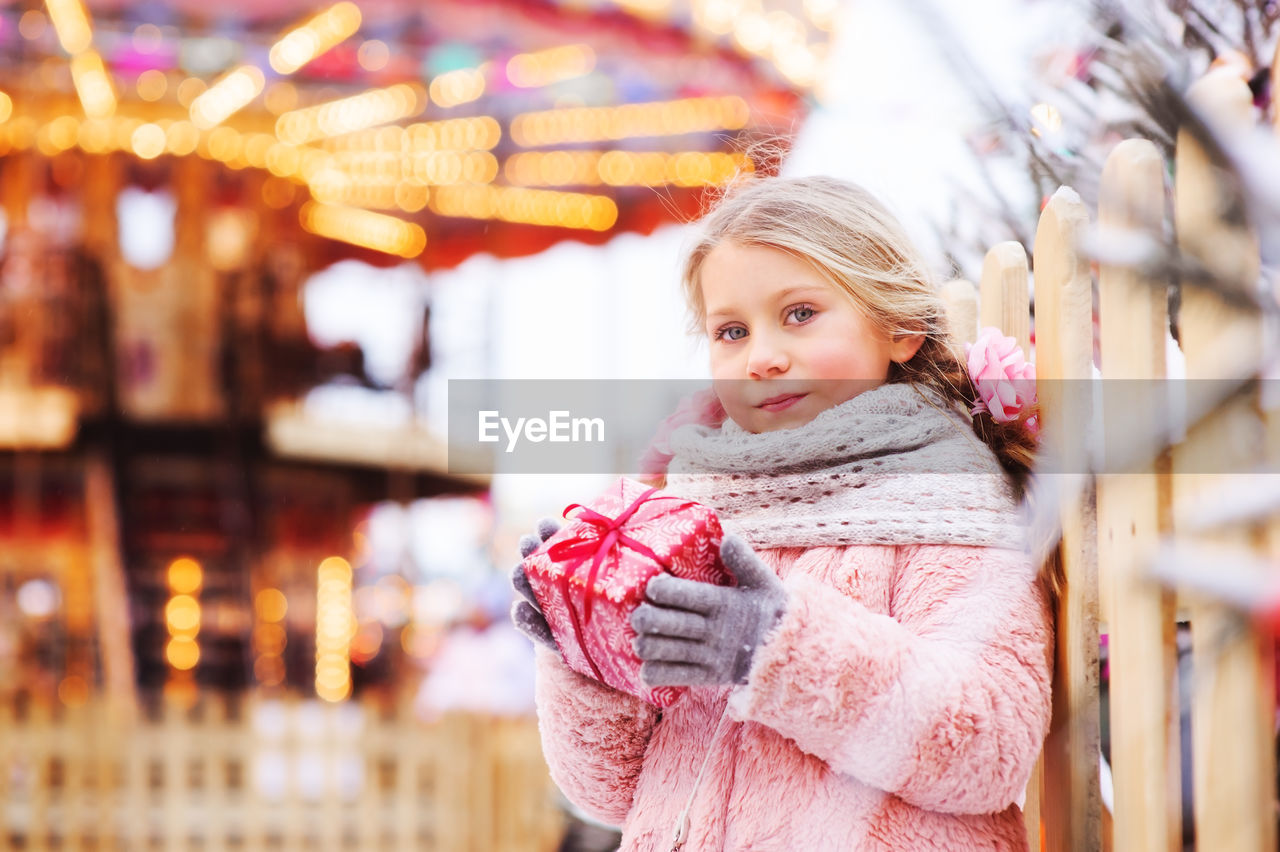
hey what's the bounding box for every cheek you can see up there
[708,348,740,379]
[708,356,742,397]
[806,341,888,380]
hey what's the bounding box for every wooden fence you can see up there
[0,693,565,852]
[942,69,1278,852]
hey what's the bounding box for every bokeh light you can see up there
[17,579,59,618]
[19,10,48,41]
[315,556,353,702]
[168,557,203,593]
[136,69,168,102]
[166,637,200,670]
[256,588,289,622]
[357,39,390,72]
[269,2,362,76]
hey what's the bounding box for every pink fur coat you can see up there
[534,539,1053,850]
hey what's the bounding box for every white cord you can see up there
[669,708,732,852]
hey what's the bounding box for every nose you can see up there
[745,329,790,378]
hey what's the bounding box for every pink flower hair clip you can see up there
[964,327,1039,436]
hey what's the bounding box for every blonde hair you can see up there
[682,175,937,342]
[684,176,1044,518]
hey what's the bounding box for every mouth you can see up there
[756,393,807,412]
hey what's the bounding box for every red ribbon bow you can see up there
[545,486,692,682]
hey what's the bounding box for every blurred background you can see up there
[0,0,1271,848]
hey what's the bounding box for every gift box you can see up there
[522,477,731,706]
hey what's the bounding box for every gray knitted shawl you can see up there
[663,383,1025,549]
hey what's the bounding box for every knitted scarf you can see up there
[663,383,1026,550]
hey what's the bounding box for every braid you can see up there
[888,324,1059,601]
[888,317,1039,500]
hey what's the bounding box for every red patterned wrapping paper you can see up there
[522,477,731,707]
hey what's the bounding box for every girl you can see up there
[512,175,1052,851]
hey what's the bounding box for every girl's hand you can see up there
[630,535,787,687]
[510,518,561,654]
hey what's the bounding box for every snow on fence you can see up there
[943,69,1277,852]
[0,693,563,852]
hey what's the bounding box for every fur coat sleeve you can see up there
[727,542,1053,815]
[532,645,659,825]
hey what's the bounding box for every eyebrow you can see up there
[705,285,829,323]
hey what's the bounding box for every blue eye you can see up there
[789,305,816,322]
[716,326,747,341]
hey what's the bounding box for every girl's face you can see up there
[700,241,922,434]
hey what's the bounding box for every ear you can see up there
[889,332,925,364]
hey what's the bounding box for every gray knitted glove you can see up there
[630,534,787,687]
[510,518,562,653]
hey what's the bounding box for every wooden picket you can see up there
[966,239,1042,851]
[941,278,979,346]
[1034,186,1104,852]
[1096,138,1181,852]
[1173,71,1277,852]
[0,693,564,852]
[980,241,1031,355]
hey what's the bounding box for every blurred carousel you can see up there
[0,0,830,848]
